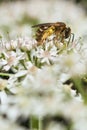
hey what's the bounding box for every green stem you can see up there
[30,116,39,130]
[26,50,32,61]
[72,77,87,104]
[38,117,42,130]
[20,60,27,69]
[0,72,13,77]
[30,116,33,130]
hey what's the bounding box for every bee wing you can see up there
[32,23,54,28]
[55,22,66,26]
[32,22,66,30]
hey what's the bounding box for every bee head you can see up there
[65,27,71,39]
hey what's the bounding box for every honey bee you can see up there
[32,22,74,45]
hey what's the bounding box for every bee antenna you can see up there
[71,33,74,42]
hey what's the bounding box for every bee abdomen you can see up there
[35,28,44,42]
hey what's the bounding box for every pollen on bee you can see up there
[49,29,53,33]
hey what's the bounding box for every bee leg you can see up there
[53,37,60,47]
[71,33,74,42]
[67,35,71,45]
[53,36,57,43]
[36,37,45,45]
[46,37,54,43]
[37,41,41,45]
[67,33,74,45]
[61,35,64,43]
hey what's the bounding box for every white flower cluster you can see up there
[0,0,86,39]
[0,35,87,130]
[0,0,87,130]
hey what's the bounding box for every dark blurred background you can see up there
[69,0,87,12]
[0,0,87,13]
[0,0,86,40]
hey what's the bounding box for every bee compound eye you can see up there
[65,28,71,38]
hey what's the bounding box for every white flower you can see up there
[61,53,86,76]
[0,78,7,91]
[17,37,37,51]
[2,51,25,71]
[34,43,58,64]
[46,122,66,130]
[0,117,26,130]
[0,91,7,104]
